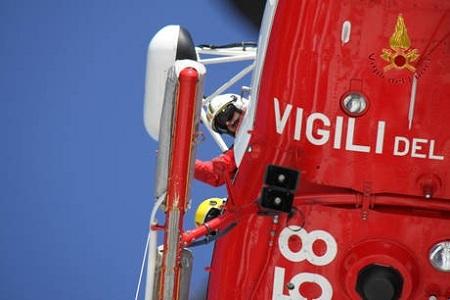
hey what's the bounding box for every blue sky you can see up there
[0,1,257,299]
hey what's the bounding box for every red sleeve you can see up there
[194,149,236,186]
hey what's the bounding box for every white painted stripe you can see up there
[408,75,418,130]
[341,21,351,44]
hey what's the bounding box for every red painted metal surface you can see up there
[206,1,450,299]
[159,67,199,299]
[209,199,450,299]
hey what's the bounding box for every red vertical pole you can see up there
[158,67,199,300]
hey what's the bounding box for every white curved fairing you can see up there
[144,25,181,140]
[234,0,278,165]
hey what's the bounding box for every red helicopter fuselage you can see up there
[206,1,450,299]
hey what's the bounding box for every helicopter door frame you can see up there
[234,0,279,166]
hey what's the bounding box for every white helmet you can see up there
[206,93,245,134]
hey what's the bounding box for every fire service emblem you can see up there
[381,14,420,72]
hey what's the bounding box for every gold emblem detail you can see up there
[381,14,420,72]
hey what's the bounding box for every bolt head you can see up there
[274,197,282,205]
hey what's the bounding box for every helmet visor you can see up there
[204,207,221,223]
[214,103,239,133]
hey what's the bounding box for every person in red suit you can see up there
[194,93,246,186]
